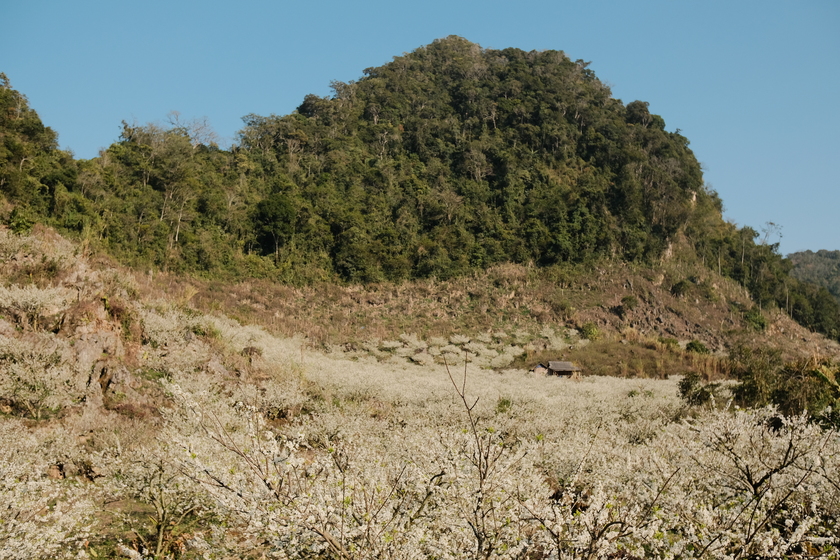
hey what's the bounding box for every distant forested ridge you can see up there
[789,250,840,305]
[1,37,838,340]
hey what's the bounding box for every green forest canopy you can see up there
[1,37,838,340]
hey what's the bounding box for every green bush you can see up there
[579,322,600,341]
[685,340,709,354]
[621,295,638,311]
[743,307,767,331]
[697,280,718,301]
[678,372,722,407]
[550,299,573,318]
[7,208,34,235]
[729,346,840,426]
[495,396,512,414]
[670,280,692,298]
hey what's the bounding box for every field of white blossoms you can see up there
[1,227,839,559]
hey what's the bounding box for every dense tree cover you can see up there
[1,38,839,340]
[5,38,711,281]
[236,37,708,282]
[0,73,77,227]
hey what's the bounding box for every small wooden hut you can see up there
[547,361,582,380]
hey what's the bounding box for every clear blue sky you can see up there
[2,0,838,255]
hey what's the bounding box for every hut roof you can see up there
[548,361,581,372]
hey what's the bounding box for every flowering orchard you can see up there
[156,364,840,559]
[0,228,838,558]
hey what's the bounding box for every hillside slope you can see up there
[2,40,839,342]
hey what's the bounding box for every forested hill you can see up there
[1,37,838,340]
[238,36,711,280]
[2,38,714,281]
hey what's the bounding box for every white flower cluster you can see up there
[0,421,96,559]
[0,333,86,419]
[0,284,75,329]
[0,229,75,266]
[159,372,840,559]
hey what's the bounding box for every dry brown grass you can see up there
[138,259,839,366]
[518,335,729,381]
